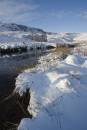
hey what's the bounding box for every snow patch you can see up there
[65,55,84,65]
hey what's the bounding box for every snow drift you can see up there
[15,53,87,130]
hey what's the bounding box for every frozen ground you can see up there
[15,53,87,130]
[47,32,87,44]
[1,32,87,50]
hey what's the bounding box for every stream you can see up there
[0,52,40,129]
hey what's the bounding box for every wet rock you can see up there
[0,89,31,130]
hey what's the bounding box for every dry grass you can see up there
[15,64,36,73]
[53,47,71,59]
[55,47,71,54]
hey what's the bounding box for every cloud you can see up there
[0,0,39,23]
[49,10,87,20]
[78,11,87,19]
[49,11,74,19]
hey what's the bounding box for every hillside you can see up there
[0,22,47,42]
[47,32,87,44]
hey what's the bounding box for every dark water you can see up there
[0,53,39,129]
[0,53,39,98]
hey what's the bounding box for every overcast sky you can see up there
[0,0,87,32]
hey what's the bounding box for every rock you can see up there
[0,88,31,130]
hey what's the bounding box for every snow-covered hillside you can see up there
[74,33,87,42]
[15,53,87,130]
[0,22,45,33]
[0,22,47,43]
[47,32,87,44]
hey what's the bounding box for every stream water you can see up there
[0,52,40,129]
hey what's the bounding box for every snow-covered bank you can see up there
[15,54,87,130]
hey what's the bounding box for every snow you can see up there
[1,32,87,53]
[47,32,87,44]
[0,23,47,51]
[65,55,84,65]
[82,60,87,68]
[0,22,46,33]
[74,33,87,42]
[0,31,52,52]
[0,42,27,50]
[14,53,87,130]
[47,33,77,44]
